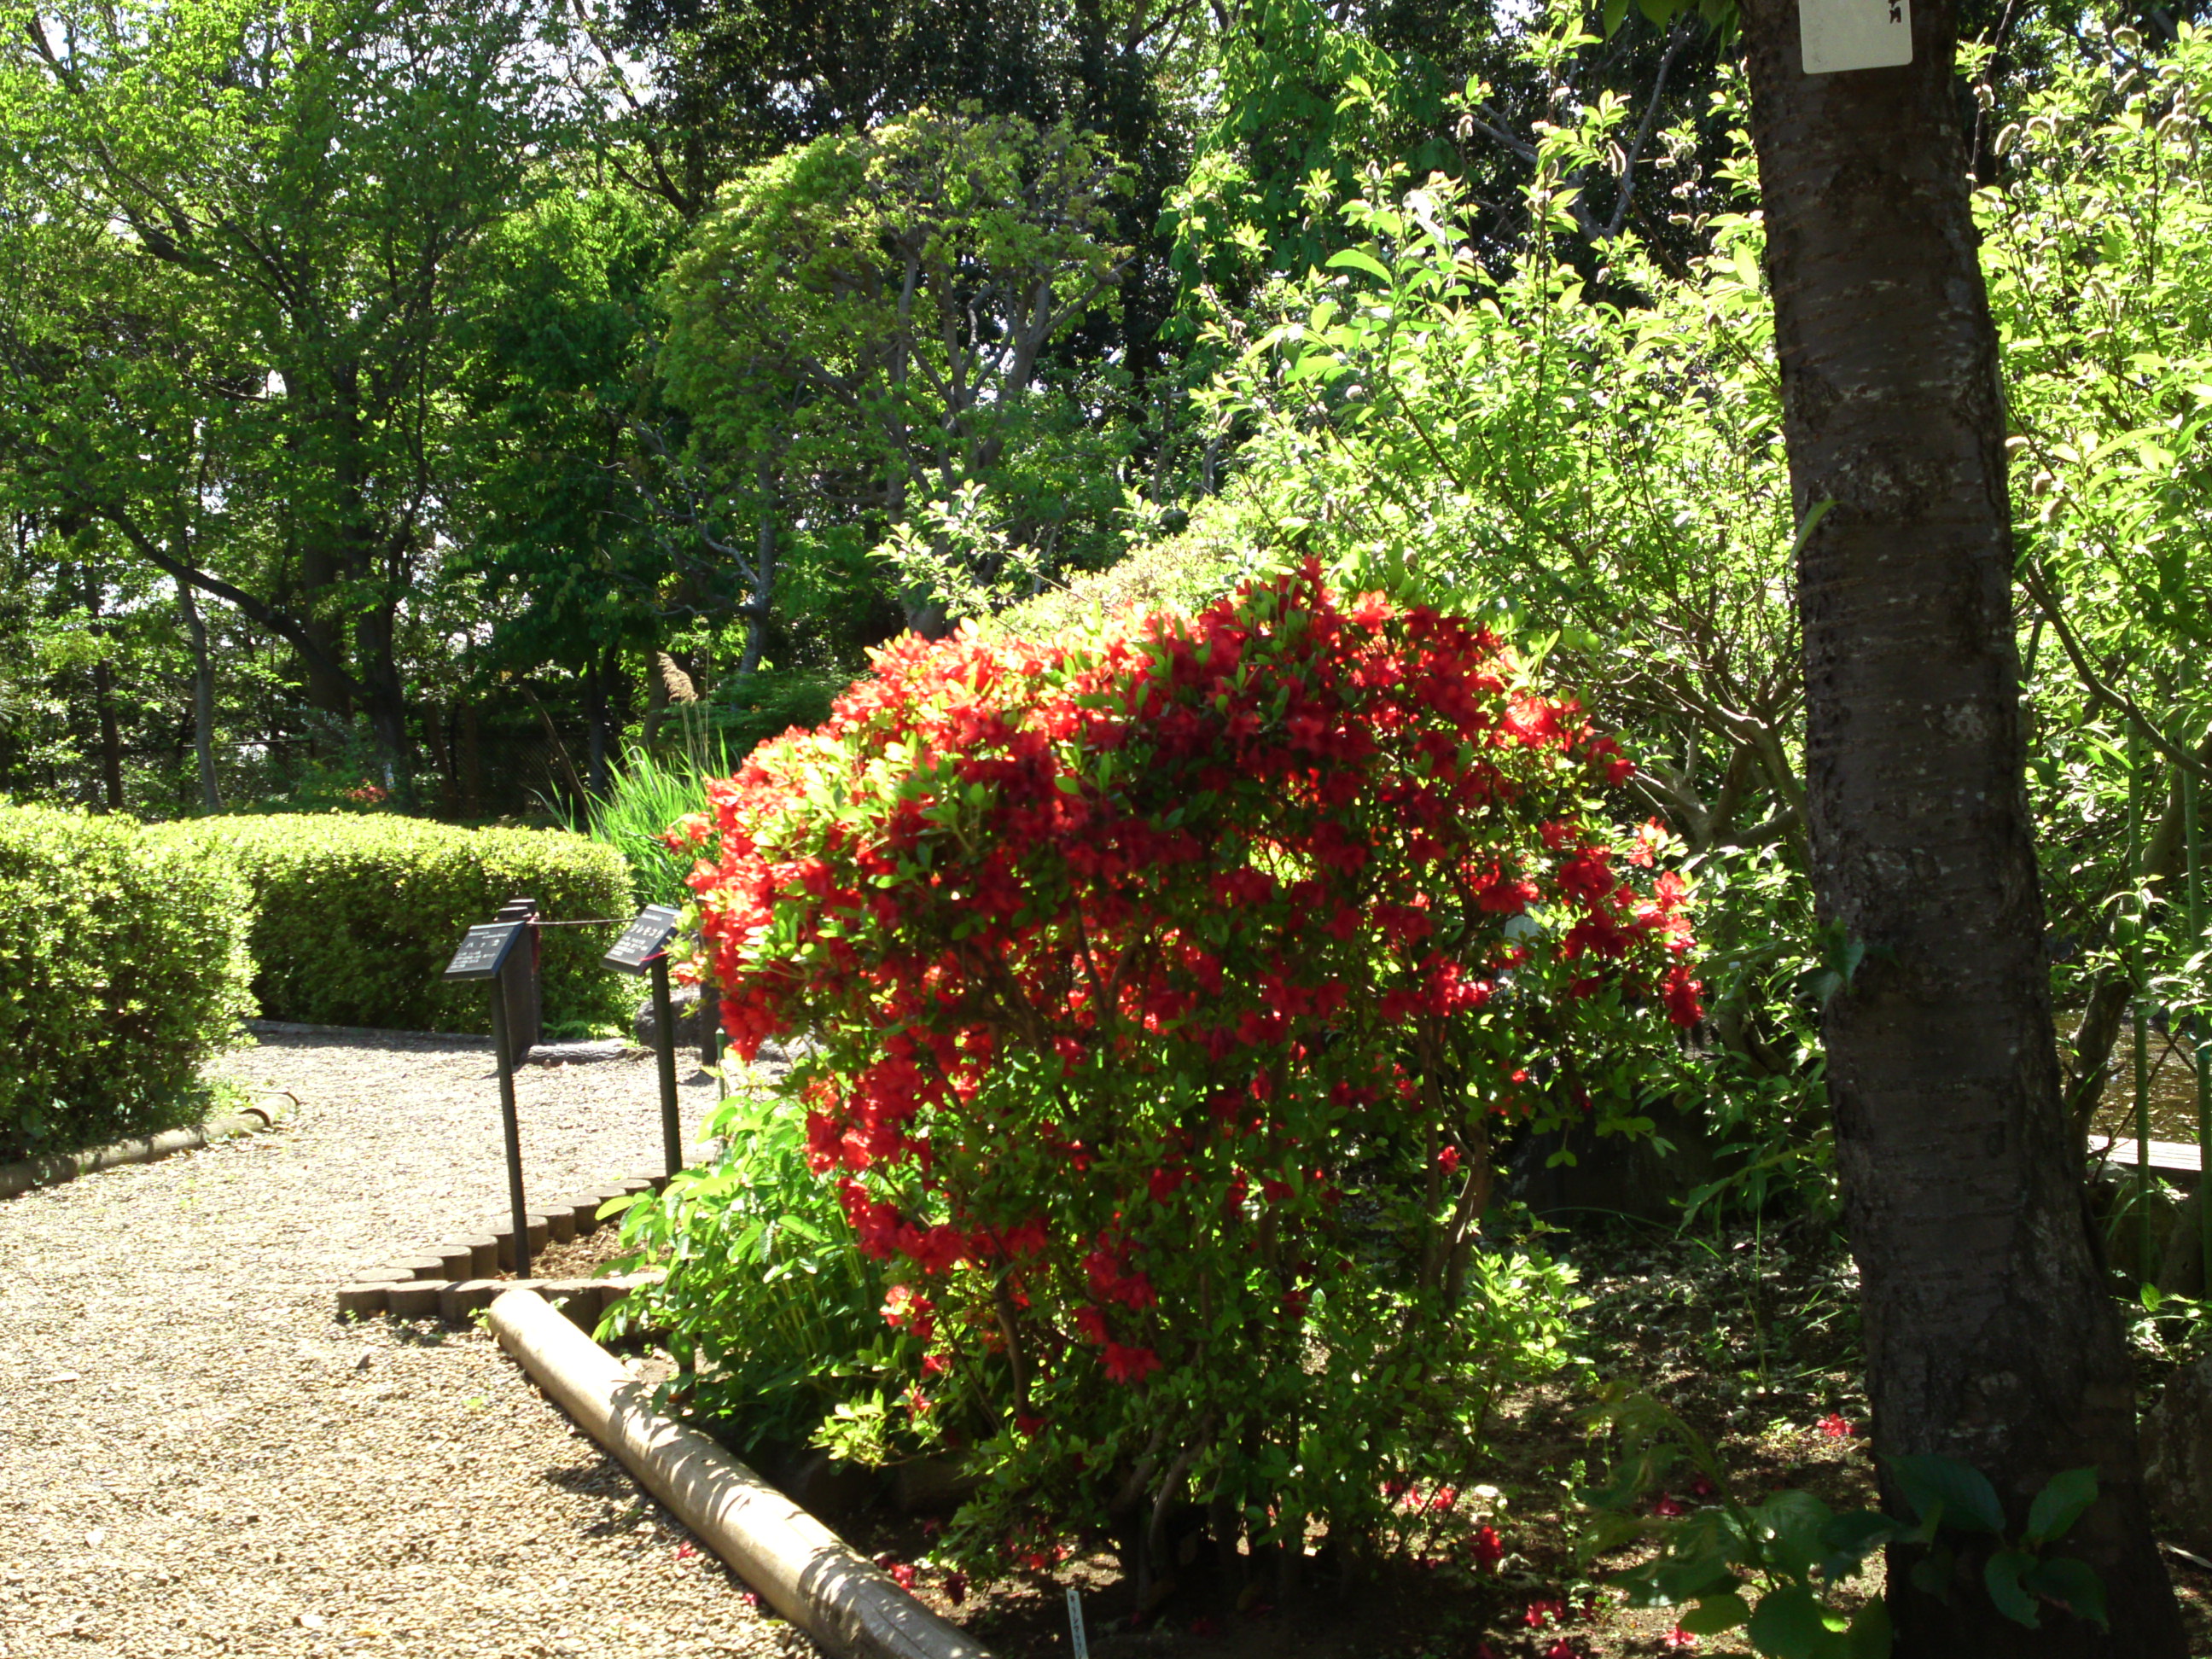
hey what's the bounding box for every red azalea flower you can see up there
[1102,1342,1162,1385]
[1652,1493,1687,1516]
[1662,964,1705,1026]
[1545,1642,1583,1659]
[1470,1523,1505,1570]
[1662,1627,1699,1651]
[942,1570,967,1605]
[1523,1598,1566,1628]
[1438,1144,1462,1173]
[1819,1411,1854,1439]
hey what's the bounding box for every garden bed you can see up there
[630,1215,2212,1658]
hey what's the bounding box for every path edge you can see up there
[0,1110,281,1202]
[488,1287,991,1659]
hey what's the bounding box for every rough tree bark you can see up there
[1736,0,2186,1650]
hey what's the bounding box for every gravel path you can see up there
[0,1031,817,1659]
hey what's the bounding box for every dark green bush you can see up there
[166,814,633,1034]
[0,803,254,1160]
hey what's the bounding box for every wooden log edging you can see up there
[488,1288,992,1659]
[333,1170,695,1323]
[0,1109,283,1202]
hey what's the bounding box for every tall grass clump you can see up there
[587,743,724,907]
[588,665,845,905]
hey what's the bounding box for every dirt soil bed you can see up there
[0,1029,810,1659]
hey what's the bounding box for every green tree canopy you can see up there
[0,0,573,770]
[657,108,1138,636]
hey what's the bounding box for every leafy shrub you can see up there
[702,669,845,763]
[0,802,253,1160]
[672,566,1701,1580]
[166,813,632,1034]
[612,1086,891,1458]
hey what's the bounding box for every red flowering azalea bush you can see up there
[661,564,1701,1583]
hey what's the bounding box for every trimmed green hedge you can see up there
[0,804,254,1161]
[166,815,634,1035]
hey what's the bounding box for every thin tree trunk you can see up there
[736,482,777,682]
[2060,729,2212,1136]
[1738,0,2184,1650]
[584,660,611,797]
[419,698,457,816]
[460,699,485,818]
[84,573,123,812]
[643,646,668,750]
[177,578,219,813]
[91,656,124,812]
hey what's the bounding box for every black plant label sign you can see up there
[443,921,527,982]
[602,905,681,975]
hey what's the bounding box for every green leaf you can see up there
[1679,1592,1751,1633]
[1845,1598,1893,1659]
[1909,1541,1956,1599]
[2026,1557,2105,1637]
[1745,1584,1846,1657]
[2024,1466,2098,1544]
[1324,247,1392,282]
[1755,1488,1835,1580]
[1818,1508,1897,1579]
[2023,1554,2110,1630]
[1983,1547,2041,1628]
[1888,1453,2005,1533]
[1649,1545,1743,1604]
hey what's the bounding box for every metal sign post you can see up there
[603,905,684,1178]
[445,919,533,1278]
[492,896,542,1060]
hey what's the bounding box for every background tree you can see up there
[452,186,684,794]
[656,108,1136,636]
[0,0,571,779]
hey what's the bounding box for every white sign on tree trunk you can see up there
[1801,0,1912,74]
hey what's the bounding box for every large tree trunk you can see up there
[355,605,412,805]
[297,533,353,728]
[1737,0,2185,1650]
